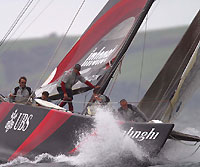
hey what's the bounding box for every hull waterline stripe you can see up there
[0,102,15,123]
[8,109,72,161]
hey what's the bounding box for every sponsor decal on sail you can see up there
[5,109,33,132]
[82,46,118,67]
[124,127,160,141]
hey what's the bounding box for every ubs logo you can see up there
[5,109,33,132]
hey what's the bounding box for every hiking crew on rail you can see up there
[118,99,147,122]
[9,76,32,104]
[87,87,110,116]
[57,64,96,112]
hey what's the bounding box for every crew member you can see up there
[9,76,32,104]
[40,91,51,102]
[57,64,95,112]
[118,99,147,122]
[92,87,110,105]
[35,91,51,106]
[87,87,110,115]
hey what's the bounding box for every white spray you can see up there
[57,106,147,166]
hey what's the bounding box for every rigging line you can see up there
[0,0,55,56]
[99,0,158,99]
[105,70,116,95]
[170,134,199,146]
[6,0,56,95]
[107,61,122,97]
[167,135,200,160]
[96,23,134,95]
[95,0,155,98]
[167,143,200,162]
[138,0,160,32]
[190,144,200,156]
[54,99,120,104]
[0,0,34,48]
[83,92,90,109]
[137,14,148,101]
[30,0,86,98]
[0,0,41,53]
[104,67,116,95]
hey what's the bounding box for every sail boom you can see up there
[170,130,200,142]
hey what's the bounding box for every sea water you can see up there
[0,107,200,167]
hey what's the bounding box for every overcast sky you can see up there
[0,0,199,40]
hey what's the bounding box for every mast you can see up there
[97,0,155,94]
[82,0,155,114]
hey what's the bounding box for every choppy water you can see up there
[0,107,200,167]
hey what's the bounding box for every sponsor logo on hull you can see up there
[5,109,33,132]
[124,127,160,141]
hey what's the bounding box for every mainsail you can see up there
[138,10,200,122]
[35,0,155,98]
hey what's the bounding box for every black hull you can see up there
[0,102,174,162]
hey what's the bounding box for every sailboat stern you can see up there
[122,122,174,156]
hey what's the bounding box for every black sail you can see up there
[138,10,200,122]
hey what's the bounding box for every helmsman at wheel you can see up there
[57,64,95,112]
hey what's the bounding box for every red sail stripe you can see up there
[49,0,147,83]
[0,102,15,123]
[8,109,72,161]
